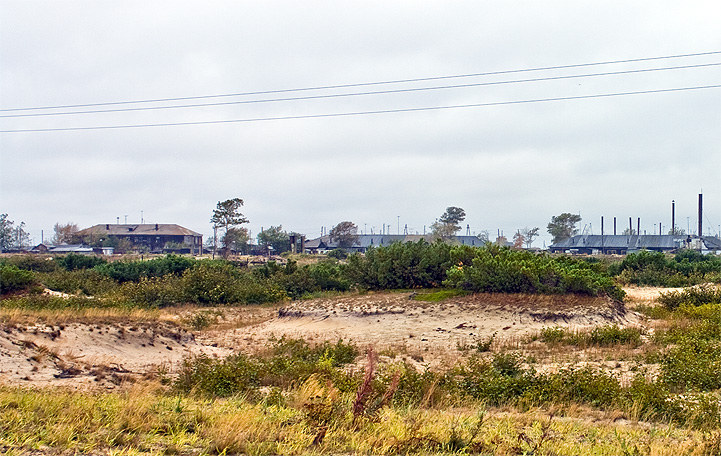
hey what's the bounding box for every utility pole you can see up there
[212,225,217,259]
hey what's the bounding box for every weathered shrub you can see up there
[0,264,37,294]
[658,285,721,310]
[57,253,106,271]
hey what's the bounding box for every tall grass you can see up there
[0,385,714,455]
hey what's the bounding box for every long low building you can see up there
[549,234,721,254]
[303,234,488,254]
[74,224,203,254]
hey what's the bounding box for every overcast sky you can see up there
[1,1,720,247]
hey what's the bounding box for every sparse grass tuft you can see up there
[412,288,468,302]
[538,324,643,348]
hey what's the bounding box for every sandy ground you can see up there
[0,287,667,389]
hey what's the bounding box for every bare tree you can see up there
[52,222,79,245]
[520,227,540,248]
[512,231,525,249]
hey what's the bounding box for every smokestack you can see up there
[629,217,632,234]
[672,200,675,235]
[637,218,640,236]
[614,217,617,235]
[699,193,703,237]
[601,216,604,236]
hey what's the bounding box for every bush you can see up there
[524,367,622,408]
[94,254,194,283]
[658,285,721,310]
[345,240,456,289]
[327,249,347,260]
[444,245,624,299]
[659,336,721,392]
[180,262,285,305]
[57,253,106,271]
[539,325,642,347]
[113,276,184,308]
[587,325,643,347]
[3,255,58,272]
[0,264,37,294]
[174,337,358,397]
[175,353,260,397]
[36,268,117,296]
[613,250,721,287]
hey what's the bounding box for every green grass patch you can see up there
[412,288,468,302]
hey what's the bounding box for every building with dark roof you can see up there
[303,234,488,254]
[75,224,202,254]
[549,234,720,255]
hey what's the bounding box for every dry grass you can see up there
[0,384,715,455]
[0,306,166,327]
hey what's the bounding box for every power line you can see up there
[2,50,720,112]
[2,62,718,119]
[2,84,719,133]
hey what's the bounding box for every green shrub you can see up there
[659,336,721,392]
[174,338,358,397]
[174,353,260,397]
[345,240,456,289]
[456,354,536,406]
[180,262,246,305]
[113,276,184,308]
[94,254,194,283]
[4,255,58,272]
[613,250,721,287]
[36,268,117,296]
[524,367,622,408]
[587,325,643,347]
[57,253,106,271]
[327,249,347,260]
[658,285,721,310]
[308,261,350,293]
[0,264,38,294]
[626,374,677,421]
[539,327,567,344]
[539,325,642,347]
[444,245,624,299]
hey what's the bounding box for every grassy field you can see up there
[1,383,719,456]
[0,286,720,454]
[2,249,721,454]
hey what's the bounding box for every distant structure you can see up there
[549,234,720,255]
[550,193,721,254]
[303,234,492,254]
[74,224,202,254]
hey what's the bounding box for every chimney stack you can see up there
[672,200,675,235]
[699,193,703,237]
